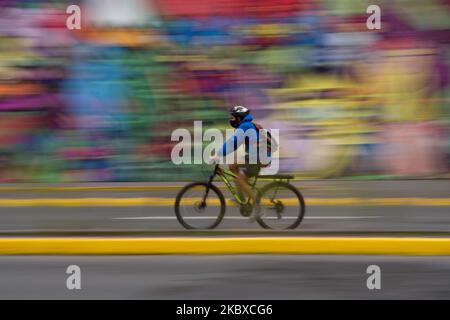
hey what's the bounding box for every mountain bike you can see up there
[174,164,305,230]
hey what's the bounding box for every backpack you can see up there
[253,122,279,153]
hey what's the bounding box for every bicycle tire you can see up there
[256,181,305,230]
[175,182,226,229]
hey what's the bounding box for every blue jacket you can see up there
[218,114,260,157]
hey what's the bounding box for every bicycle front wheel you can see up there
[175,182,226,229]
[256,182,305,230]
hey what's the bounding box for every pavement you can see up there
[0,180,449,299]
[0,180,449,236]
[0,180,449,197]
[1,255,449,299]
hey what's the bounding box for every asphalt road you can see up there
[0,181,449,300]
[1,205,450,235]
[0,255,449,299]
[0,181,449,235]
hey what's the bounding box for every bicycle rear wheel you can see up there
[256,182,305,230]
[175,182,226,229]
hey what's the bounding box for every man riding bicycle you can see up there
[210,105,273,220]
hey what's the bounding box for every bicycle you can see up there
[174,164,305,230]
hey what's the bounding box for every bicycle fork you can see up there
[201,168,217,206]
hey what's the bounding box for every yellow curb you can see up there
[0,197,449,207]
[0,237,449,255]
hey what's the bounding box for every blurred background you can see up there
[0,0,449,182]
[1,1,450,301]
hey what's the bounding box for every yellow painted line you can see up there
[307,198,450,206]
[0,197,449,207]
[0,186,183,192]
[0,237,449,255]
[0,198,173,207]
[0,185,326,192]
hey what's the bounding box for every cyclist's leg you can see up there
[229,163,255,204]
[243,164,262,221]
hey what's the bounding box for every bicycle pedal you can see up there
[239,203,253,217]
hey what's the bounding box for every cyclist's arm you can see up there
[217,127,247,157]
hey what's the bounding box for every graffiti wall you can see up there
[0,0,449,182]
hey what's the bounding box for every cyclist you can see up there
[210,105,272,220]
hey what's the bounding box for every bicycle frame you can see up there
[207,164,257,206]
